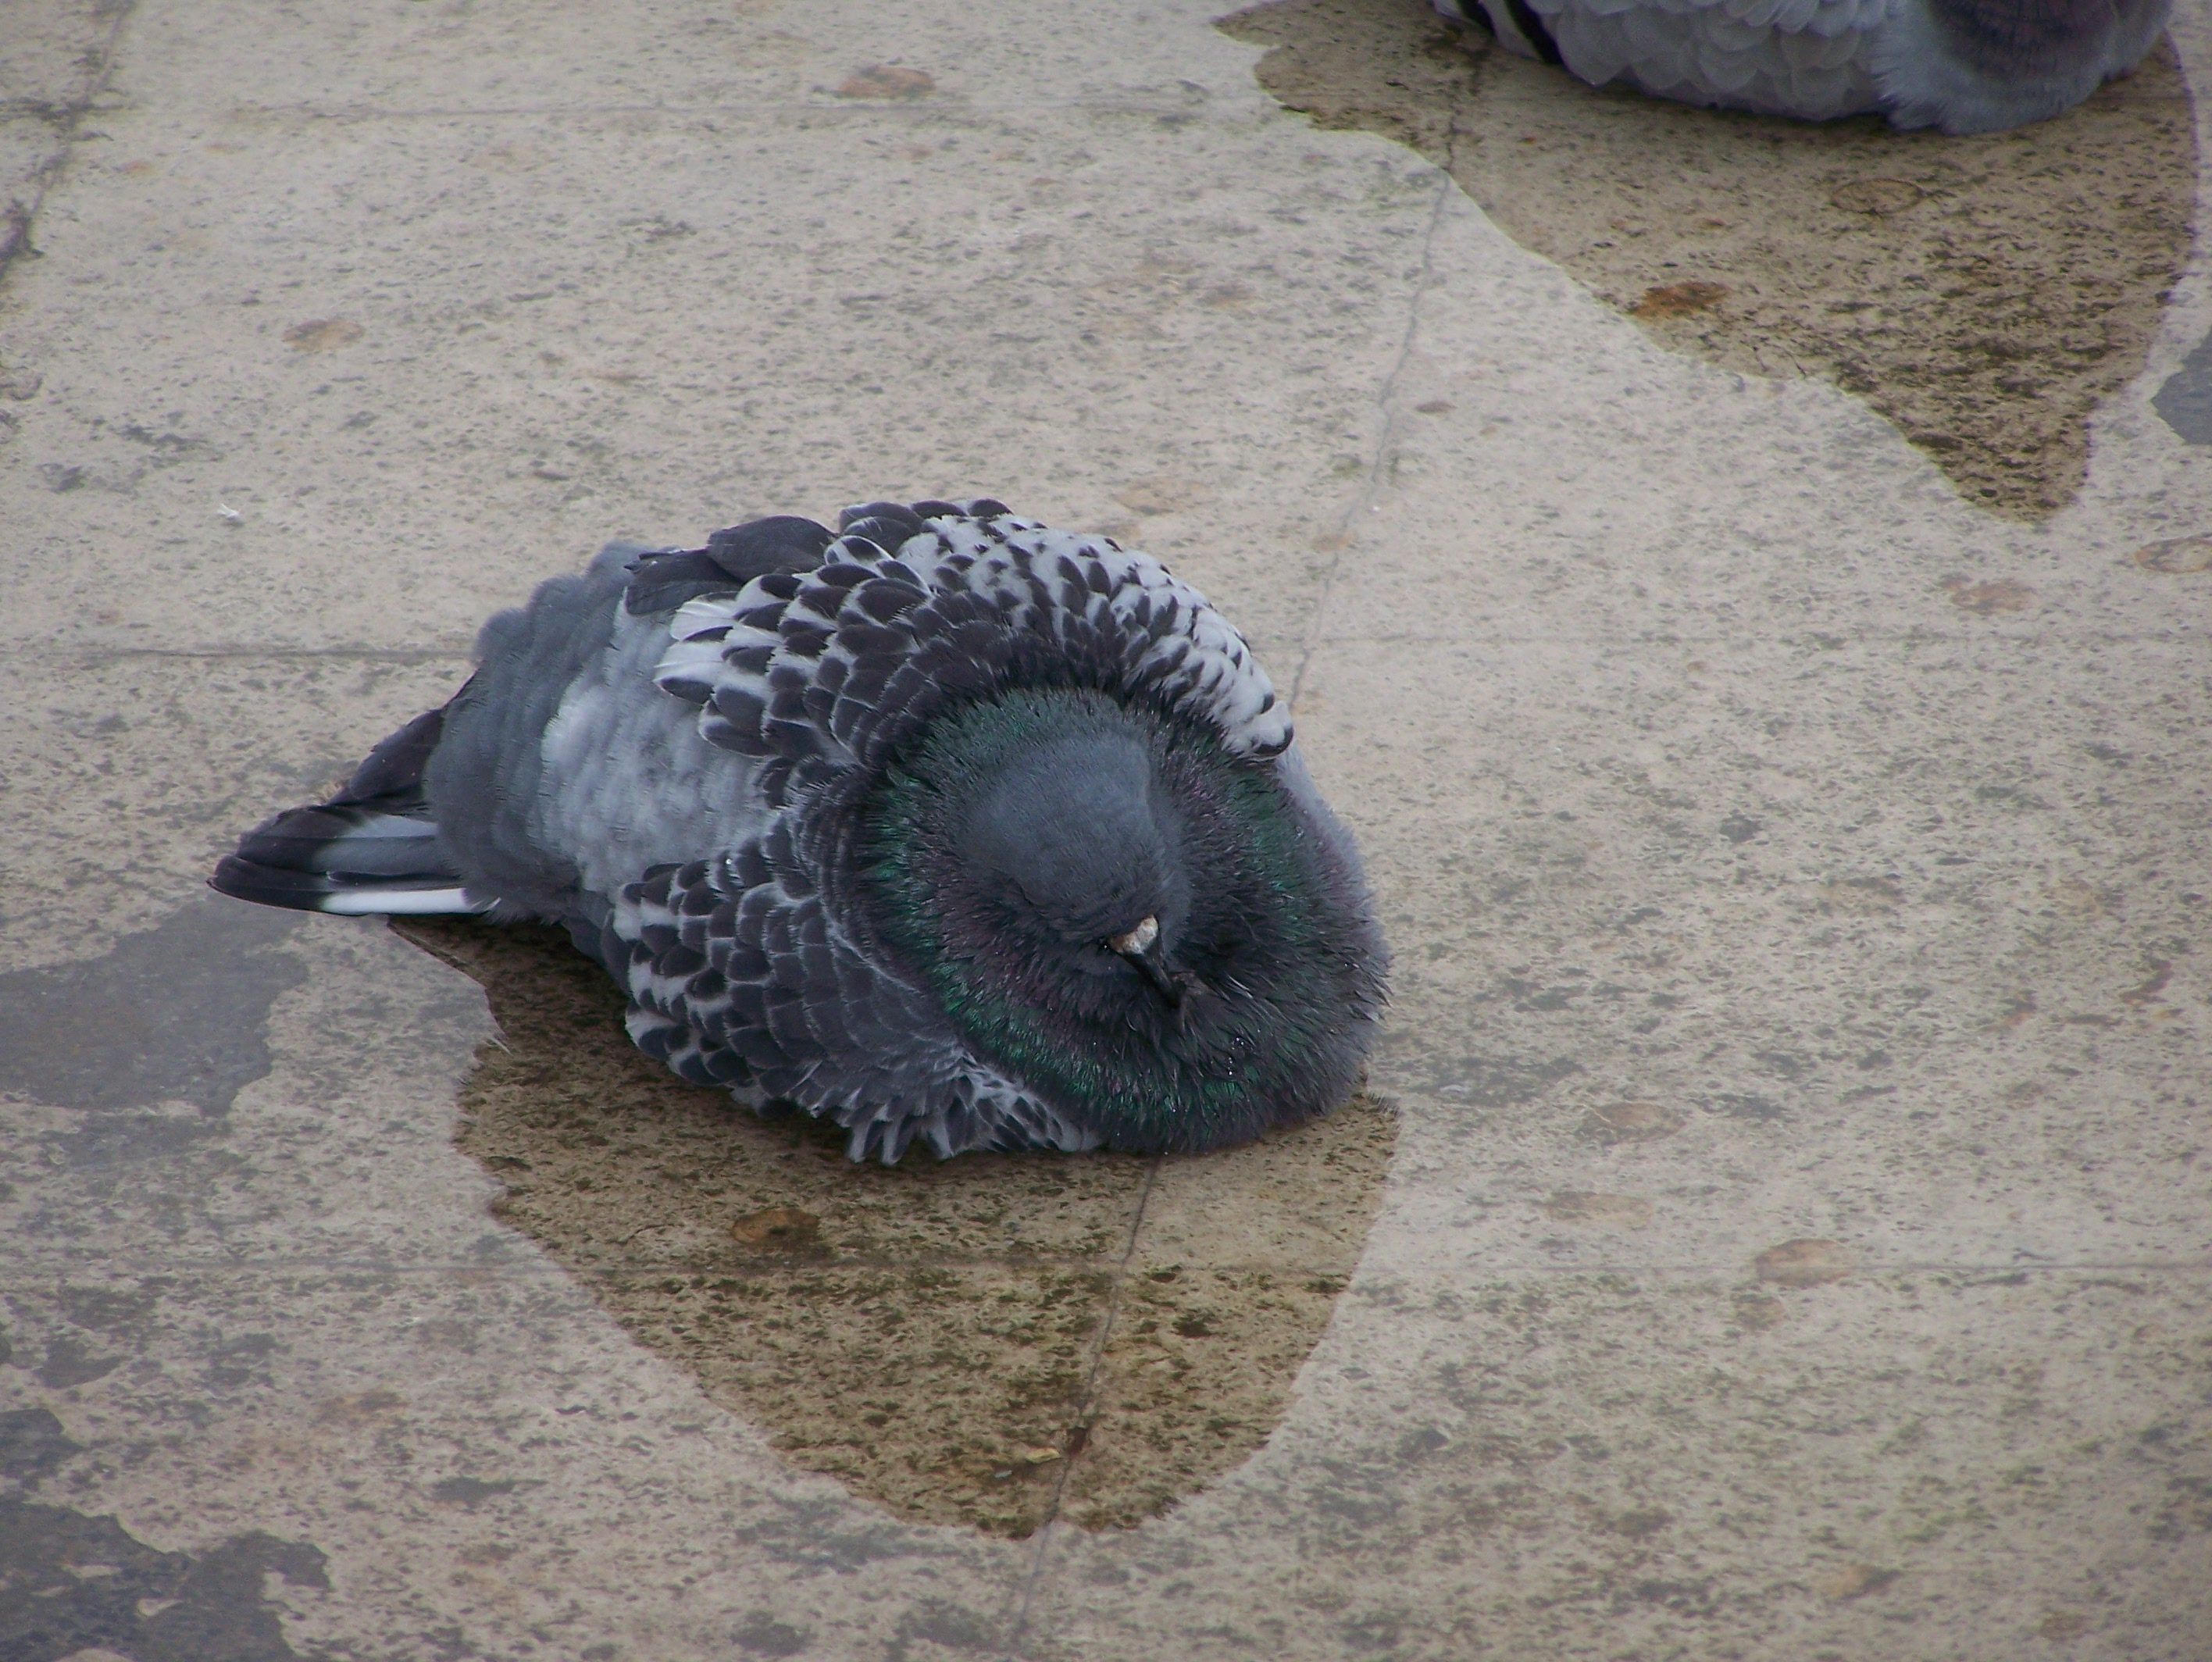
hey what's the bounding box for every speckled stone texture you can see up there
[2,0,2208,1658]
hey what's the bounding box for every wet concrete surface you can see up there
[2,0,2210,1656]
[3,1488,329,1662]
[0,897,302,1116]
[1223,0,2200,520]
[398,917,1393,1538]
[2154,323,2212,440]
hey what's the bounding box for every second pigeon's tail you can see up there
[211,706,490,917]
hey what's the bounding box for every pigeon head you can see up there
[958,716,1190,973]
[859,686,1384,1154]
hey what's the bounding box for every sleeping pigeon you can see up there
[212,500,1388,1162]
[1436,0,2169,132]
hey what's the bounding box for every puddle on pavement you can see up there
[1219,0,2197,519]
[0,897,304,1118]
[0,1409,330,1662]
[394,918,1395,1537]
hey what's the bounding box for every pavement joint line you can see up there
[4,1255,2201,1279]
[2,629,2193,665]
[19,645,479,663]
[986,1160,1159,1649]
[0,638,2191,687]
[213,98,1283,124]
[1288,169,1455,715]
[0,101,84,124]
[0,0,138,296]
[1300,629,2196,646]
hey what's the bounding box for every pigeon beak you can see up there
[1108,915,1183,1008]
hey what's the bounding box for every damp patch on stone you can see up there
[0,1409,80,1487]
[394,918,1396,1538]
[1217,0,2197,520]
[0,897,304,1117]
[0,1497,327,1662]
[2152,330,2212,442]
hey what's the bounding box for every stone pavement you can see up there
[2,1,2207,1657]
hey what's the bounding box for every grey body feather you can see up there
[429,542,769,942]
[212,501,1386,1162]
[1876,0,2167,132]
[423,541,637,930]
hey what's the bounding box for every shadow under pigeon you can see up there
[393,917,1395,1538]
[1219,0,2197,520]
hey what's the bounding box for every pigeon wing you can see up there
[608,823,1096,1163]
[605,500,1297,1157]
[651,499,1290,799]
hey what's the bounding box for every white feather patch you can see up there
[319,887,491,916]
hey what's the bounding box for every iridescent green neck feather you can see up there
[858,687,1375,1154]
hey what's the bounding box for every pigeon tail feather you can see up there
[210,706,491,917]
